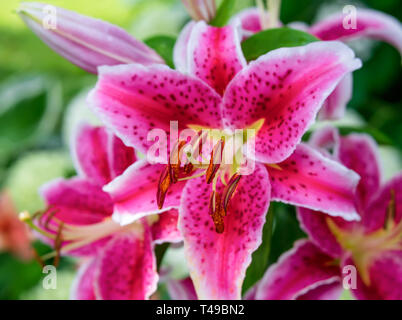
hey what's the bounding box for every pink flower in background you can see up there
[0,192,32,261]
[89,20,362,299]
[232,7,402,119]
[27,124,181,299]
[250,127,402,300]
[17,2,164,74]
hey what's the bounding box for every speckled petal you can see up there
[188,21,246,95]
[104,160,185,225]
[222,41,361,164]
[95,227,158,300]
[255,240,341,300]
[267,143,360,221]
[179,162,271,300]
[89,64,223,156]
[151,210,182,244]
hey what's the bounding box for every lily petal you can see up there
[338,134,382,212]
[267,143,360,221]
[187,21,246,95]
[297,208,344,258]
[40,177,113,225]
[72,124,135,186]
[296,281,342,300]
[310,9,402,55]
[308,126,340,155]
[70,258,97,300]
[363,173,402,232]
[108,129,137,179]
[95,227,158,300]
[89,64,223,156]
[166,277,198,300]
[179,162,271,299]
[342,251,402,300]
[39,177,113,255]
[173,21,196,72]
[255,240,341,300]
[104,160,185,225]
[319,74,353,120]
[72,124,111,186]
[229,8,263,38]
[222,41,361,164]
[151,210,182,244]
[17,2,164,74]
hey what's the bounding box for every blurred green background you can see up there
[0,0,401,299]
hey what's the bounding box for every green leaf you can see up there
[242,205,275,294]
[155,243,170,270]
[303,125,394,146]
[0,75,62,163]
[268,203,306,265]
[241,27,319,61]
[144,35,176,69]
[209,0,236,27]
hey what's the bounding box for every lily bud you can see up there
[181,0,216,22]
[17,2,164,74]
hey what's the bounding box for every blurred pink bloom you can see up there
[252,127,402,300]
[33,124,181,299]
[0,192,32,260]
[89,21,362,299]
[181,0,216,22]
[232,7,402,120]
[17,2,164,74]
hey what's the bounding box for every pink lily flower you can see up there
[17,2,164,74]
[251,127,402,300]
[232,6,402,119]
[89,21,362,299]
[181,0,217,22]
[25,124,181,299]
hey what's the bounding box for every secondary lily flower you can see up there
[0,191,32,260]
[251,127,402,300]
[21,124,181,299]
[181,0,216,22]
[89,20,362,299]
[232,5,402,119]
[17,2,164,74]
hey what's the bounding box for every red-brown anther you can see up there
[208,191,225,234]
[183,162,194,174]
[157,165,171,210]
[206,138,225,184]
[222,173,242,215]
[169,140,187,183]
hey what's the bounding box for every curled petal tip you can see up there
[17,2,164,74]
